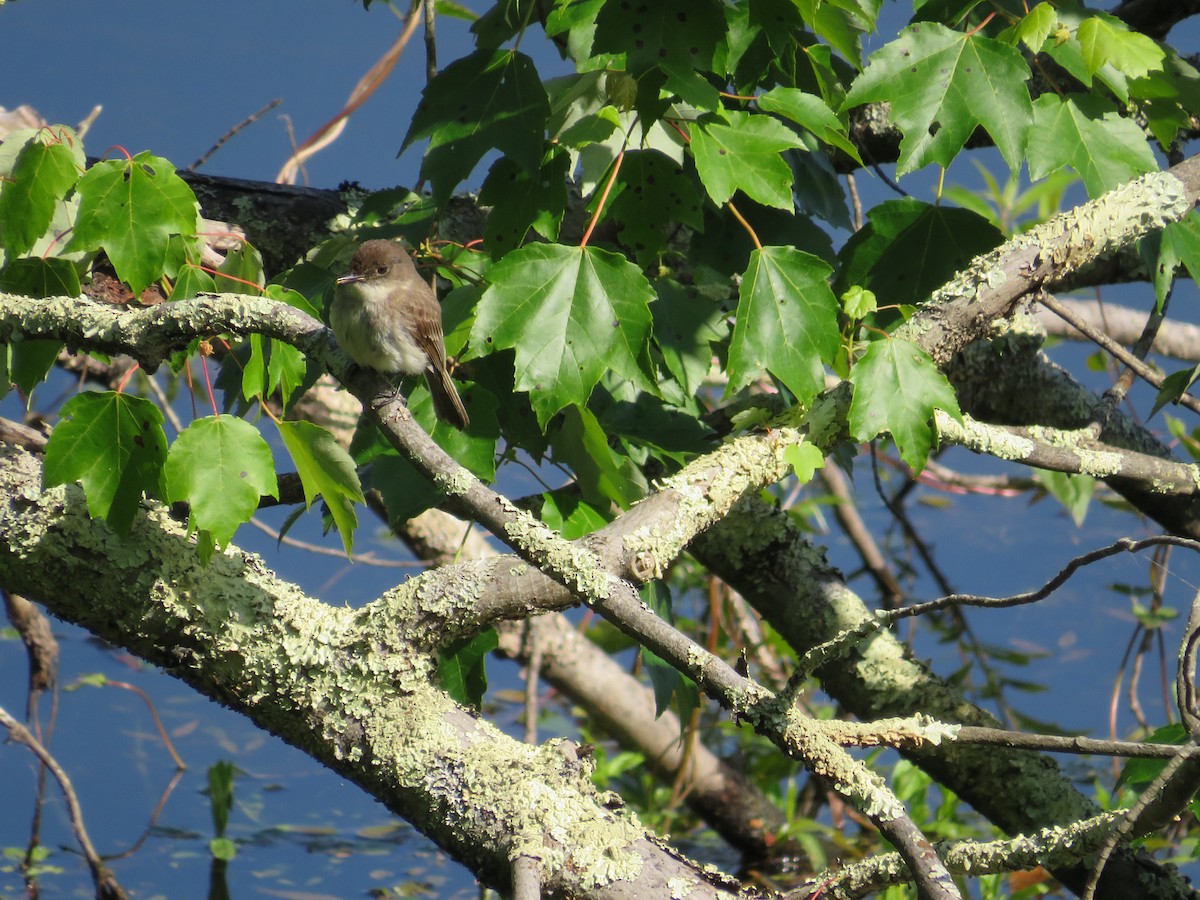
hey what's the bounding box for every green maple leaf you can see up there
[548,405,646,509]
[1156,211,1200,309]
[67,152,200,297]
[1027,93,1157,198]
[593,0,726,75]
[43,391,168,535]
[729,246,838,405]
[402,49,550,205]
[1005,2,1056,53]
[276,420,363,556]
[651,278,727,396]
[607,150,705,266]
[479,151,569,256]
[165,415,278,552]
[1076,14,1165,81]
[0,135,80,257]
[841,23,1031,175]
[848,338,962,473]
[691,112,805,210]
[757,87,862,164]
[470,244,654,426]
[834,199,1002,309]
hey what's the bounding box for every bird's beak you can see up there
[336,273,366,286]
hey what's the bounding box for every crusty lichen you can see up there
[500,496,614,601]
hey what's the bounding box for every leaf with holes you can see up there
[68,152,200,297]
[842,23,1031,174]
[691,112,805,210]
[593,0,726,75]
[729,246,838,406]
[402,49,550,204]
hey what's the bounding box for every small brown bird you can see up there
[332,240,469,430]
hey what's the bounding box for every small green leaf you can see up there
[841,285,877,319]
[1076,15,1165,80]
[842,24,1031,174]
[1001,2,1055,52]
[0,135,80,256]
[691,112,804,210]
[437,629,498,709]
[68,152,200,297]
[209,838,237,861]
[471,244,654,426]
[783,440,825,483]
[402,49,551,204]
[165,416,278,551]
[729,246,838,406]
[276,420,363,556]
[848,339,962,473]
[43,392,168,535]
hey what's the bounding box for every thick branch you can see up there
[0,445,739,899]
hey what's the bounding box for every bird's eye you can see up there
[376,265,389,276]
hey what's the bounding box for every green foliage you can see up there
[730,246,838,405]
[68,152,200,296]
[470,243,654,425]
[842,24,1032,174]
[43,392,169,535]
[402,49,550,204]
[206,760,239,860]
[848,339,961,472]
[5,3,1200,885]
[437,629,499,708]
[276,420,363,556]
[164,415,278,558]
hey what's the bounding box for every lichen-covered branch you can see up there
[0,445,741,899]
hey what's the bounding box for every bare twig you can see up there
[187,99,282,173]
[0,703,126,899]
[276,2,424,184]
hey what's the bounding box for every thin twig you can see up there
[0,703,126,899]
[187,99,282,173]
[887,535,1200,622]
[247,516,422,566]
[276,2,424,184]
[1038,290,1200,415]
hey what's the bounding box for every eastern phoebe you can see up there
[332,240,469,430]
